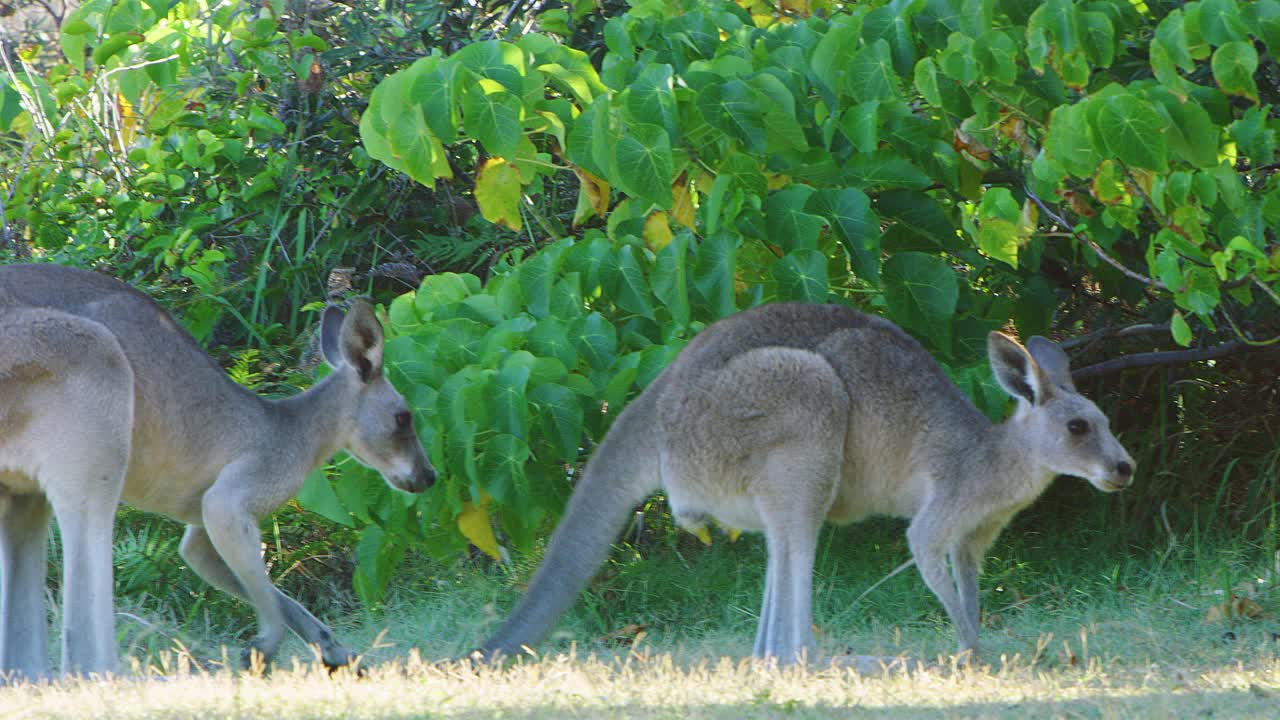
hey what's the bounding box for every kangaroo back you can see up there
[480,376,666,658]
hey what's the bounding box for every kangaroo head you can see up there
[321,301,435,494]
[988,332,1134,492]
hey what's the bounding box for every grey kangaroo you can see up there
[481,302,1134,664]
[0,264,434,681]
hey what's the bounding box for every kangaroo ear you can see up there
[1026,336,1075,391]
[338,301,384,382]
[320,305,347,368]
[988,332,1052,405]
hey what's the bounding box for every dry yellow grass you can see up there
[3,649,1279,719]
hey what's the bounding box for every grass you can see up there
[9,503,1280,718]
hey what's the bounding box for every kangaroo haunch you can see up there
[0,264,434,681]
[480,302,1134,664]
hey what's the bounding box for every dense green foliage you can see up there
[347,0,1280,599]
[2,0,1278,609]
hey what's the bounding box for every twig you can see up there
[1023,184,1167,290]
[1254,276,1280,306]
[850,558,916,608]
[1059,323,1170,350]
[1072,340,1252,380]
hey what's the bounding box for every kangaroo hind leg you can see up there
[0,491,53,683]
[180,526,354,669]
[752,444,841,665]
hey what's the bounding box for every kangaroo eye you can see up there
[394,411,413,430]
[1067,418,1089,436]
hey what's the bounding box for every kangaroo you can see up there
[0,263,434,681]
[479,302,1134,664]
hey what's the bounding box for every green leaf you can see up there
[1147,89,1219,169]
[978,218,1020,268]
[490,361,531,439]
[847,39,899,102]
[975,30,1018,85]
[1229,106,1275,168]
[454,40,525,94]
[1045,102,1101,178]
[1093,93,1170,172]
[772,249,830,303]
[567,96,611,178]
[517,249,562,319]
[1156,10,1196,72]
[697,80,766,153]
[461,79,523,158]
[1170,310,1192,347]
[1200,0,1248,46]
[1211,41,1259,101]
[839,100,881,155]
[1177,267,1222,316]
[810,19,862,102]
[627,63,678,141]
[882,252,959,351]
[693,230,738,318]
[530,383,584,459]
[764,185,826,252]
[297,470,354,527]
[529,318,577,368]
[877,190,959,251]
[571,312,618,369]
[807,187,881,283]
[653,232,691,328]
[914,58,942,106]
[480,434,531,505]
[415,273,473,318]
[1080,11,1115,68]
[939,33,977,85]
[842,151,932,190]
[408,57,459,143]
[612,123,673,209]
[616,244,656,320]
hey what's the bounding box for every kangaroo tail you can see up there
[478,378,664,659]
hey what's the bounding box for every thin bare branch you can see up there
[1023,185,1167,290]
[1059,323,1171,350]
[1072,341,1254,380]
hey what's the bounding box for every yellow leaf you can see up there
[693,526,712,545]
[475,158,523,232]
[766,172,792,190]
[780,0,810,17]
[117,93,137,148]
[671,176,695,229]
[457,500,503,561]
[643,211,674,251]
[1018,199,1039,239]
[572,165,610,226]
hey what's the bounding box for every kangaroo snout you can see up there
[1097,457,1135,492]
[393,460,436,494]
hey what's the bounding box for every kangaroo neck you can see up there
[962,410,1058,504]
[268,371,353,473]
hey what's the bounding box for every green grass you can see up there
[13,505,1280,718]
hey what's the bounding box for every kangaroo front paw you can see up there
[240,638,280,673]
[319,645,359,673]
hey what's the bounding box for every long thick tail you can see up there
[479,379,664,658]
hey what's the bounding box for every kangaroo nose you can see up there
[1116,460,1133,478]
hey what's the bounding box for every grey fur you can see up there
[0,264,434,681]
[481,303,1133,664]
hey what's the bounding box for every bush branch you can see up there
[1023,185,1167,290]
[1072,341,1253,380]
